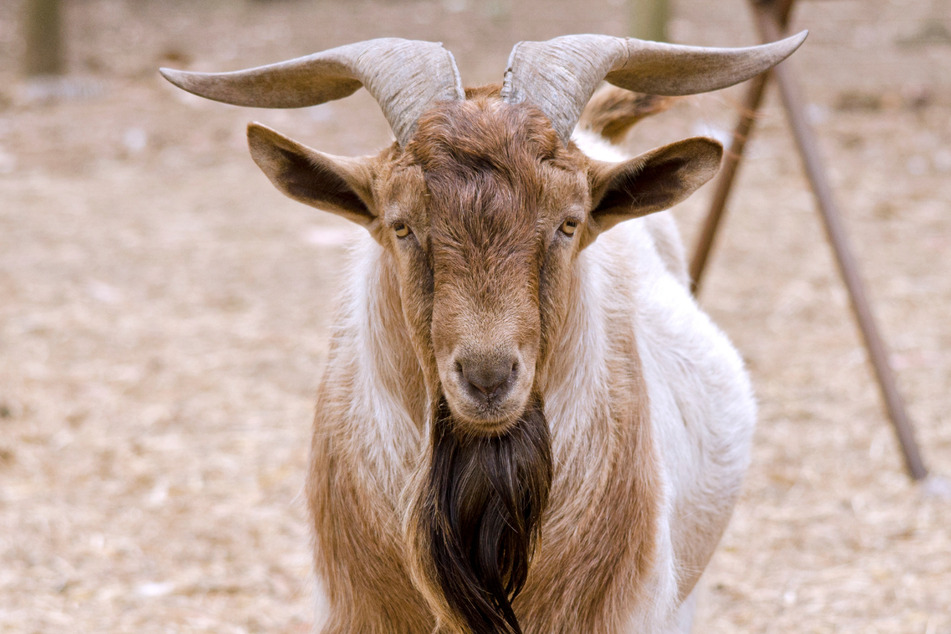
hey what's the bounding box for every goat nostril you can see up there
[459,358,517,400]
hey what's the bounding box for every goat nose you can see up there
[457,357,517,400]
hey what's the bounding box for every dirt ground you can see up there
[2,0,950,631]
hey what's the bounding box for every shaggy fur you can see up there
[422,396,551,633]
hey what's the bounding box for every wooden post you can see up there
[23,0,65,77]
[690,0,929,481]
[631,0,669,42]
[752,1,928,480]
[689,0,796,293]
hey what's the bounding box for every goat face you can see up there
[404,97,587,433]
[247,93,721,434]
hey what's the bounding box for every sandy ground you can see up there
[1,0,950,631]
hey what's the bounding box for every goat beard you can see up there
[419,394,552,634]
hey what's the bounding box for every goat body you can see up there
[160,34,805,633]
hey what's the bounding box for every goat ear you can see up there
[247,122,376,227]
[588,137,722,235]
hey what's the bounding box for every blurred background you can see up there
[1,0,949,631]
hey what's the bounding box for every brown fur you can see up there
[401,97,592,632]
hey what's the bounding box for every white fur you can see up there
[574,129,756,631]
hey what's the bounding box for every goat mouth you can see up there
[442,394,526,434]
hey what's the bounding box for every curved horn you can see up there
[160,38,464,146]
[501,31,808,143]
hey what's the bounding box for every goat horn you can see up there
[501,31,808,143]
[160,38,465,146]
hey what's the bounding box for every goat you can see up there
[161,32,805,633]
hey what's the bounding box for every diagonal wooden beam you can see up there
[690,0,928,480]
[689,0,796,292]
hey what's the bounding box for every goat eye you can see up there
[393,223,411,238]
[559,219,579,236]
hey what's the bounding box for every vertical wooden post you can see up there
[23,0,65,77]
[631,0,669,42]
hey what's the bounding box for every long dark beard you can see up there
[424,395,552,634]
